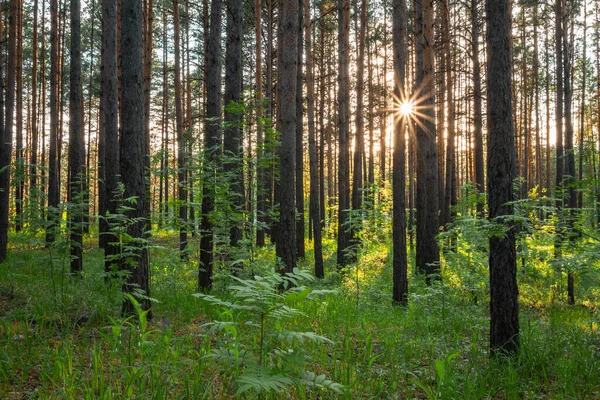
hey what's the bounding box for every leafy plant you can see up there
[193,267,344,396]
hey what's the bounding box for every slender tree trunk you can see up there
[224,0,243,247]
[305,0,323,278]
[472,0,484,215]
[100,0,120,275]
[30,0,39,221]
[69,0,85,274]
[120,0,151,315]
[554,0,564,258]
[441,0,456,227]
[173,0,188,255]
[337,0,351,269]
[487,0,519,356]
[274,0,299,273]
[351,0,367,247]
[199,0,222,291]
[84,0,96,234]
[578,2,586,210]
[46,0,60,245]
[392,0,408,304]
[0,0,17,261]
[15,0,23,232]
[415,0,439,281]
[563,7,576,305]
[255,0,266,246]
[295,0,305,259]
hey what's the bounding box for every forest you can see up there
[1,0,600,397]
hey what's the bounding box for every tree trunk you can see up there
[392,0,408,304]
[0,0,17,261]
[486,0,519,356]
[15,0,23,232]
[274,0,299,273]
[224,0,243,247]
[173,0,188,255]
[120,0,151,315]
[69,0,85,274]
[336,0,351,269]
[415,0,439,281]
[295,0,305,259]
[199,0,222,291]
[441,0,456,227]
[100,0,120,275]
[255,0,265,246]
[304,0,323,277]
[471,0,484,216]
[46,0,60,245]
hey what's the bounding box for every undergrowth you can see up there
[0,226,600,399]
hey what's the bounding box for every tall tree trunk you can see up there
[415,0,439,281]
[255,0,266,246]
[224,0,243,247]
[337,0,351,269]
[46,0,60,245]
[554,0,564,258]
[120,0,151,315]
[486,0,519,356]
[199,0,222,291]
[295,0,305,259]
[84,0,96,234]
[15,0,23,232]
[30,0,39,221]
[351,0,367,246]
[173,0,188,255]
[563,7,576,305]
[471,0,484,215]
[305,0,323,278]
[578,2,586,210]
[69,0,85,274]
[100,0,120,275]
[441,0,456,227]
[274,0,299,273]
[392,0,408,304]
[0,0,17,261]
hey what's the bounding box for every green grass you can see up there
[1,229,600,399]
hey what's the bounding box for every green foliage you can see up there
[193,268,344,396]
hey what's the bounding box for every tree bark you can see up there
[472,0,484,216]
[120,0,151,314]
[336,0,351,269]
[100,0,120,275]
[224,0,244,247]
[415,0,439,281]
[392,0,408,304]
[173,0,188,255]
[46,0,60,245]
[305,0,323,278]
[274,0,299,273]
[0,0,17,261]
[295,0,305,259]
[69,0,85,274]
[486,0,519,355]
[199,0,222,291]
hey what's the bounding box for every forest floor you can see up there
[1,228,600,399]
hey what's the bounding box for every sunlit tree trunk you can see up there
[296,0,305,259]
[392,0,408,304]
